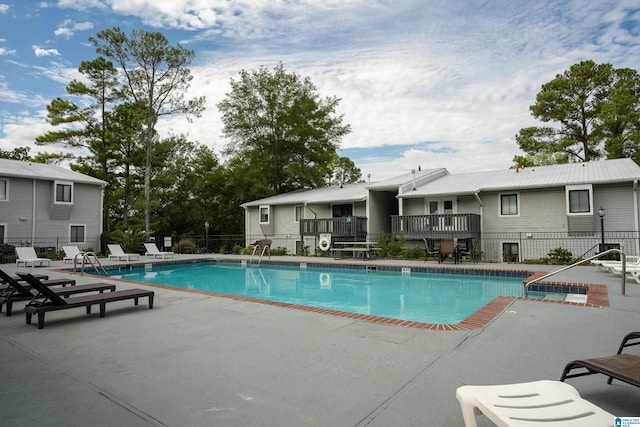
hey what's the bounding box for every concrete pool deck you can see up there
[1,255,638,426]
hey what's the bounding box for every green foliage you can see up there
[0,147,32,161]
[547,247,573,265]
[401,245,425,260]
[91,27,206,234]
[376,232,406,258]
[515,60,640,166]
[173,238,199,254]
[269,247,288,256]
[218,62,352,196]
[232,244,244,255]
[107,230,145,254]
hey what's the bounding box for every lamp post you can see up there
[598,206,606,247]
[204,221,209,253]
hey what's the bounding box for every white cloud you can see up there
[0,4,9,14]
[0,47,16,55]
[32,45,61,57]
[54,20,94,39]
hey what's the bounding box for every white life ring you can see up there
[319,237,331,251]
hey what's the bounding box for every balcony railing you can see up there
[300,216,367,240]
[391,214,481,239]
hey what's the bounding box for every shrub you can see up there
[270,246,287,256]
[376,232,405,258]
[108,230,145,254]
[547,247,573,265]
[174,238,198,254]
[402,246,425,260]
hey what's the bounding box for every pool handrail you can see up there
[524,249,626,297]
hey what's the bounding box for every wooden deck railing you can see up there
[299,216,367,240]
[391,214,481,239]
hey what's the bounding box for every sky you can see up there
[1,1,639,181]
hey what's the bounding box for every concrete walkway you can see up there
[1,255,638,426]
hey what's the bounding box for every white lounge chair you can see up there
[592,255,640,271]
[107,244,140,261]
[144,243,173,259]
[456,380,614,427]
[62,245,98,264]
[15,247,51,267]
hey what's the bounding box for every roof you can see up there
[399,158,640,198]
[241,182,370,208]
[368,168,449,191]
[0,158,107,186]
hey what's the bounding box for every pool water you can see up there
[109,262,539,325]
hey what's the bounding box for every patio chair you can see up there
[456,239,478,263]
[422,238,440,261]
[560,331,640,388]
[107,244,140,261]
[15,247,51,267]
[17,273,154,329]
[0,269,114,316]
[456,380,614,427]
[439,239,457,263]
[144,243,174,259]
[63,245,98,264]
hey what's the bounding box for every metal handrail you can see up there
[73,252,107,276]
[524,248,627,297]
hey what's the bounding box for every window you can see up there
[70,225,85,243]
[55,181,73,204]
[294,205,304,222]
[332,204,353,218]
[259,206,270,224]
[503,242,519,262]
[500,193,519,216]
[565,184,592,215]
[569,190,590,213]
[0,179,7,201]
[0,224,5,243]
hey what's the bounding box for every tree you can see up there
[515,60,613,164]
[90,27,206,234]
[327,155,362,186]
[0,147,31,161]
[600,68,640,163]
[218,63,351,196]
[35,57,124,228]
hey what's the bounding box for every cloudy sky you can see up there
[1,1,639,180]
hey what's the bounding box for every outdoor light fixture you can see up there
[204,221,210,253]
[598,206,605,245]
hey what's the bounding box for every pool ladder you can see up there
[524,248,627,297]
[72,252,107,276]
[249,239,272,265]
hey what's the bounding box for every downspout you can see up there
[474,191,483,256]
[31,179,36,244]
[634,180,639,254]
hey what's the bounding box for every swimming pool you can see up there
[106,260,538,325]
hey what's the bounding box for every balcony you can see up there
[391,214,481,240]
[300,216,367,240]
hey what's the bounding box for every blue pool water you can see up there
[108,261,535,324]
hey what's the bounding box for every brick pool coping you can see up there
[55,260,610,331]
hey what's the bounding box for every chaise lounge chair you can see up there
[17,273,154,329]
[456,380,614,427]
[560,331,640,388]
[107,244,140,261]
[15,247,51,267]
[144,243,174,259]
[0,269,115,316]
[63,245,98,264]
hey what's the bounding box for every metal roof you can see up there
[241,182,371,207]
[400,158,640,198]
[0,158,107,186]
[368,168,449,191]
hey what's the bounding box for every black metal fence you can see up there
[2,231,638,262]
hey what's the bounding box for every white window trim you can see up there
[259,205,270,224]
[54,180,74,205]
[0,178,8,202]
[565,184,593,216]
[69,224,86,243]
[498,192,520,217]
[0,223,6,243]
[294,205,304,223]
